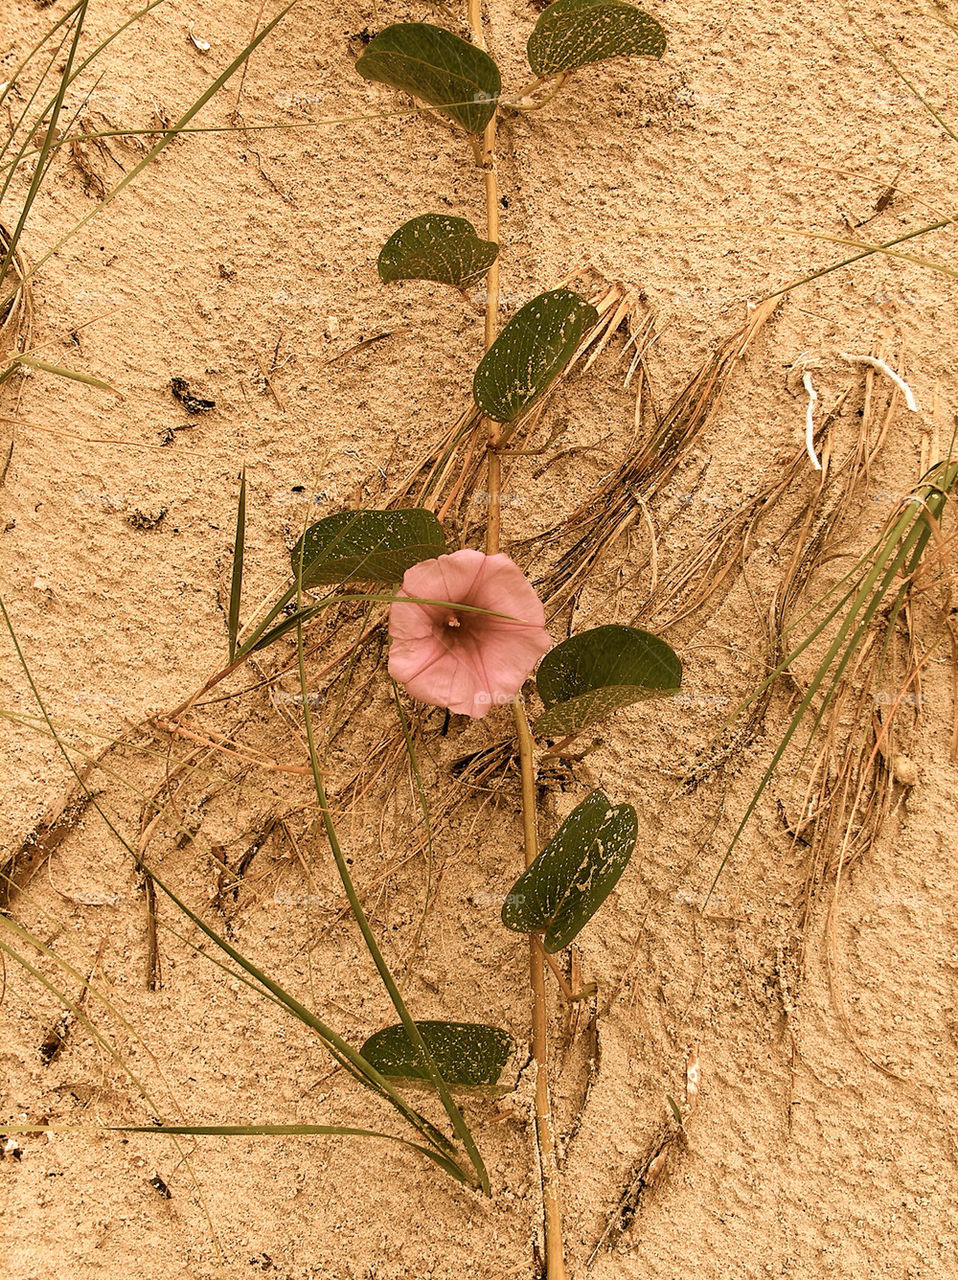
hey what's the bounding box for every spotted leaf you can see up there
[501,790,637,951]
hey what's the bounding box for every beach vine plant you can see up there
[1,2,681,1274]
[5,5,958,1272]
[190,3,679,1272]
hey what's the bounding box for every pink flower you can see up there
[388,549,551,718]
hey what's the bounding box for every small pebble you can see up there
[892,754,919,787]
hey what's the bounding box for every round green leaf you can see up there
[527,0,667,77]
[378,214,499,289]
[360,1021,515,1091]
[291,509,445,588]
[534,623,681,737]
[355,23,501,135]
[473,288,598,424]
[502,790,638,951]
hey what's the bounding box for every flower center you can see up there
[445,611,461,629]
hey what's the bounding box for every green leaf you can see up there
[534,623,681,737]
[378,214,499,289]
[502,790,637,951]
[291,509,445,588]
[356,23,501,135]
[473,288,598,424]
[360,1021,515,1091]
[527,0,667,77]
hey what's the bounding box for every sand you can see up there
[2,1,958,1276]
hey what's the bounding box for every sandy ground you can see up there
[2,1,958,1276]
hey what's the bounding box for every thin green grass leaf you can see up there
[844,8,958,144]
[0,100,508,181]
[113,1124,472,1183]
[293,608,489,1192]
[228,469,246,661]
[706,474,954,901]
[0,1,83,114]
[0,594,464,1171]
[10,355,119,394]
[0,1,88,292]
[391,682,435,969]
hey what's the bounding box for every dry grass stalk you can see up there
[767,360,948,906]
[0,223,31,359]
[681,351,905,789]
[531,297,781,614]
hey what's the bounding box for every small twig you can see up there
[153,717,312,774]
[1,765,95,910]
[38,935,108,1064]
[543,949,595,1002]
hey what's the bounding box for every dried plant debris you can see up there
[149,1171,172,1198]
[0,222,31,353]
[534,297,781,613]
[588,1048,701,1265]
[1,774,95,910]
[212,816,280,918]
[586,1124,674,1265]
[159,423,195,445]
[170,376,215,414]
[127,508,168,531]
[38,940,105,1065]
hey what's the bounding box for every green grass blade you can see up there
[706,506,929,901]
[0,0,303,314]
[0,1,88,292]
[0,1,165,193]
[228,469,246,662]
[0,926,229,1245]
[767,214,956,299]
[0,924,154,1105]
[111,1124,473,1184]
[125,858,459,1159]
[0,13,77,175]
[0,101,493,181]
[294,615,490,1193]
[730,503,918,718]
[11,356,119,394]
[391,681,435,969]
[0,2,83,113]
[845,9,958,145]
[0,593,464,1172]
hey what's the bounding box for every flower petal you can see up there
[469,553,546,626]
[388,598,441,642]
[387,632,449,684]
[457,620,552,706]
[401,548,487,612]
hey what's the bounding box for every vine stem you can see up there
[514,697,567,1280]
[464,7,567,1262]
[480,108,502,556]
